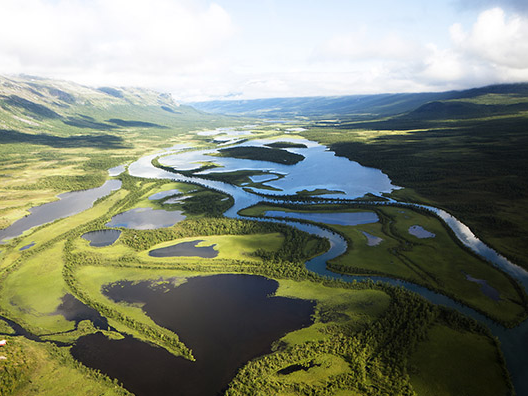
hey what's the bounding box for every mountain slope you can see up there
[0,74,233,230]
[190,83,528,119]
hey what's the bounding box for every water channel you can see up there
[3,127,528,394]
[125,131,528,395]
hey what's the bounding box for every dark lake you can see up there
[105,207,186,229]
[54,293,109,329]
[71,274,314,396]
[148,240,218,258]
[81,229,121,247]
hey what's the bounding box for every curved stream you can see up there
[3,131,525,394]
[127,137,528,395]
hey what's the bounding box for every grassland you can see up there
[0,336,131,396]
[0,76,520,395]
[301,101,528,271]
[409,324,509,396]
[240,202,528,326]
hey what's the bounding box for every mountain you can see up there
[189,83,528,119]
[0,74,228,138]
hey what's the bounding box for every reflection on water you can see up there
[362,231,383,246]
[0,180,122,243]
[160,137,399,199]
[149,240,218,258]
[148,189,181,200]
[72,275,314,396]
[108,165,125,176]
[81,230,121,247]
[54,294,109,328]
[408,225,435,238]
[265,210,379,226]
[106,207,185,230]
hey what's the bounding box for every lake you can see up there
[72,274,314,396]
[0,179,121,243]
[106,207,186,229]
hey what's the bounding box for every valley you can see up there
[1,75,527,396]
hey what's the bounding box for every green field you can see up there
[0,76,520,395]
[241,203,527,326]
[409,324,509,396]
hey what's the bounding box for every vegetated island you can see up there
[265,141,308,149]
[214,146,305,165]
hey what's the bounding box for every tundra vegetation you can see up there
[0,76,523,395]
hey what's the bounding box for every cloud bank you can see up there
[0,0,234,96]
[0,1,527,100]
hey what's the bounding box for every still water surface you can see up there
[72,275,314,396]
[0,179,121,242]
[124,130,528,395]
[81,229,122,247]
[148,240,218,258]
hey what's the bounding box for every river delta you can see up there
[1,126,527,395]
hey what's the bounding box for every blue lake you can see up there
[106,207,186,230]
[0,179,122,243]
[159,137,399,199]
[82,230,122,247]
[264,210,379,226]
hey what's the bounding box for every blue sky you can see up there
[0,0,527,101]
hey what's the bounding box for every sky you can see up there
[0,0,528,101]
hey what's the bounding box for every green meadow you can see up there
[0,76,521,395]
[241,202,527,326]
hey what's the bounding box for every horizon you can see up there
[1,0,528,102]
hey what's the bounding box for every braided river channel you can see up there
[4,127,528,395]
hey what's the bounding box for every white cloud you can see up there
[314,28,423,62]
[418,7,528,88]
[309,7,528,96]
[450,8,528,69]
[0,0,234,91]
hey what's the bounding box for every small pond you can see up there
[19,242,35,251]
[362,231,383,246]
[408,225,436,239]
[148,189,181,201]
[465,273,501,301]
[71,274,314,396]
[81,230,122,247]
[105,208,185,230]
[264,210,379,226]
[163,195,190,204]
[149,240,218,258]
[249,174,281,183]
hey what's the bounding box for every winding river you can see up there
[3,127,528,394]
[127,131,528,395]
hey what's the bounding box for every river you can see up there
[3,127,527,394]
[126,131,528,395]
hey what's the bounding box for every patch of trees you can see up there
[216,146,305,165]
[180,191,234,216]
[225,283,513,396]
[265,141,308,149]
